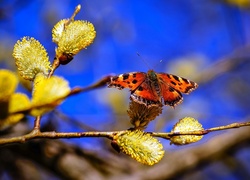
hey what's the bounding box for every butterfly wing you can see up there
[108,71,198,107]
[131,78,161,106]
[157,73,198,94]
[108,72,147,91]
[108,72,160,106]
[157,73,198,107]
[158,83,183,107]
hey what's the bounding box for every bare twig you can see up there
[33,116,41,130]
[151,121,250,139]
[66,4,81,26]
[0,129,121,146]
[48,57,60,78]
[1,121,249,146]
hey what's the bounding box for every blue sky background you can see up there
[0,0,250,179]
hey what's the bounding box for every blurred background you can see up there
[0,0,250,179]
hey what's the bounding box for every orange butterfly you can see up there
[108,70,198,107]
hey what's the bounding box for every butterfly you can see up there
[108,70,198,107]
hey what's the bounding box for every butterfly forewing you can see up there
[157,73,198,94]
[108,72,147,91]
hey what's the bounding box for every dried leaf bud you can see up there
[128,100,163,129]
[170,117,204,145]
[31,74,70,116]
[13,37,51,81]
[54,20,96,65]
[114,130,165,165]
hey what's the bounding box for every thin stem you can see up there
[69,5,81,23]
[150,121,250,139]
[1,121,250,146]
[64,4,81,28]
[0,130,126,146]
[33,116,41,130]
[207,122,250,131]
[48,57,60,78]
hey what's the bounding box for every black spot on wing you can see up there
[137,86,143,91]
[182,78,189,84]
[122,73,129,80]
[171,81,177,85]
[132,79,138,84]
[169,87,175,92]
[172,75,180,82]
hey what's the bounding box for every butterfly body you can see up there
[108,70,198,107]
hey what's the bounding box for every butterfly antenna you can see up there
[136,52,152,70]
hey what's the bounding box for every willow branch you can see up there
[48,57,60,78]
[151,121,250,139]
[0,129,123,146]
[1,121,250,146]
[33,116,41,130]
[66,4,81,26]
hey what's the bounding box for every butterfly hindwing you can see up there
[158,82,183,107]
[131,78,161,106]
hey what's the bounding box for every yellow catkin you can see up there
[170,117,204,145]
[52,19,68,44]
[0,93,30,130]
[13,37,51,81]
[0,70,18,101]
[55,20,96,57]
[114,130,165,165]
[30,75,70,116]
